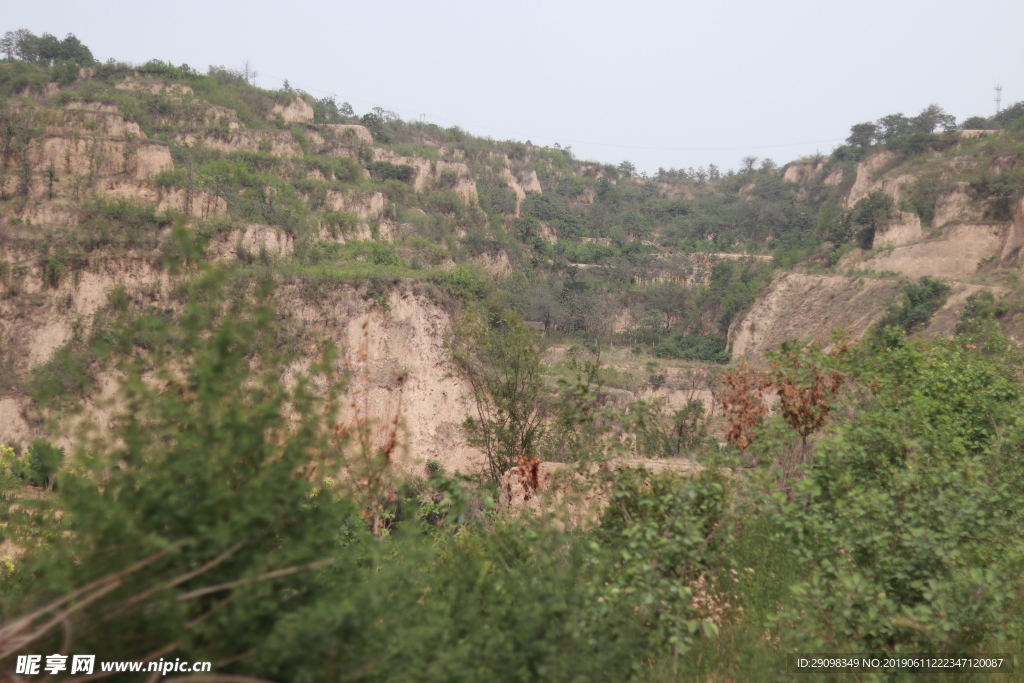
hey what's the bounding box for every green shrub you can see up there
[300,239,403,268]
[968,168,1024,221]
[78,198,174,250]
[27,439,64,490]
[849,190,893,249]
[875,276,950,334]
[29,339,98,403]
[956,290,1007,335]
[0,444,33,495]
[599,468,734,656]
[368,161,415,182]
[905,171,945,226]
[775,333,1024,655]
[651,334,729,363]
[477,184,518,215]
[305,155,362,184]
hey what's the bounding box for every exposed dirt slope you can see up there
[863,224,1007,279]
[0,252,482,474]
[728,272,1002,359]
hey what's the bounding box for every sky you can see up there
[4,0,1022,174]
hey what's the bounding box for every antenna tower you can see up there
[995,84,1003,115]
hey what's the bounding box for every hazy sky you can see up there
[5,0,1022,173]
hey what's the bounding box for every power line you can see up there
[259,71,843,154]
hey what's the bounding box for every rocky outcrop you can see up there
[782,161,823,184]
[729,271,1008,359]
[862,224,1005,279]
[321,124,373,143]
[97,180,227,219]
[177,129,302,156]
[271,97,314,123]
[115,79,194,96]
[845,151,923,207]
[281,286,482,475]
[0,261,485,475]
[729,273,901,358]
[873,211,923,248]
[998,198,1024,268]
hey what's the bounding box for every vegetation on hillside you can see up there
[3,29,1024,364]
[4,30,1024,680]
[3,270,1024,679]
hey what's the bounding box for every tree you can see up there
[875,113,912,142]
[740,156,758,173]
[0,271,359,670]
[993,101,1024,127]
[875,276,951,333]
[846,121,877,147]
[616,161,636,178]
[960,115,990,130]
[912,103,956,133]
[556,279,597,332]
[0,30,92,65]
[776,330,1024,655]
[1,29,32,61]
[0,31,19,60]
[848,190,892,249]
[241,58,258,85]
[449,310,548,483]
[761,338,847,458]
[719,363,767,450]
[339,101,354,116]
[955,290,1007,335]
[371,106,400,123]
[33,33,63,63]
[55,33,93,64]
[26,439,64,490]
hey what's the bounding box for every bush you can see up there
[29,339,98,404]
[599,469,734,656]
[478,184,518,215]
[651,334,729,363]
[775,333,1024,655]
[956,290,1007,335]
[0,444,33,495]
[369,161,415,182]
[78,198,174,250]
[905,171,945,226]
[849,190,892,249]
[875,276,951,334]
[968,168,1024,221]
[27,439,64,490]
[305,155,362,184]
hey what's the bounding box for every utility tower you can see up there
[996,85,1003,115]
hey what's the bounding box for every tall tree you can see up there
[846,121,877,147]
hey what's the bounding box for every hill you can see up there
[2,44,1024,460]
[4,30,1024,681]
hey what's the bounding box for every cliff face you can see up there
[798,141,1021,282]
[277,285,481,475]
[0,84,535,470]
[731,141,1024,358]
[728,272,1005,359]
[0,250,482,473]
